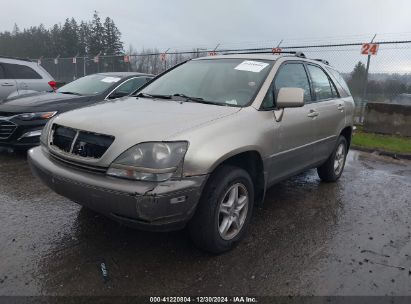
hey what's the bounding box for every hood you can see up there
[52,96,241,163]
[0,92,93,113]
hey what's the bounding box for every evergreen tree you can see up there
[103,17,124,55]
[88,11,105,56]
[61,18,79,56]
[78,21,90,56]
[347,61,367,96]
[0,13,124,58]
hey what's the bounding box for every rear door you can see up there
[3,62,45,95]
[0,63,18,101]
[305,64,345,163]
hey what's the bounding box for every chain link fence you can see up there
[35,40,411,124]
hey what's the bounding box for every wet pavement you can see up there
[0,148,410,296]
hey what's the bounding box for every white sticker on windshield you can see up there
[101,77,121,83]
[226,99,238,105]
[234,60,269,73]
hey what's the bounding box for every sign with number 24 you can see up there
[361,43,379,55]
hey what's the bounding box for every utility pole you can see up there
[163,48,170,71]
[362,34,377,101]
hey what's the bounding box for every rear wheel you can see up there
[317,136,348,182]
[188,165,254,253]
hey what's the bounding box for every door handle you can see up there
[337,104,345,111]
[307,110,319,118]
[1,83,14,87]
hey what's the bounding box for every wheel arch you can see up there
[340,126,353,149]
[208,149,267,205]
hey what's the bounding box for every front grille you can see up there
[49,151,108,174]
[51,124,114,159]
[0,120,17,139]
[0,112,17,118]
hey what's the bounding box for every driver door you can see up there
[264,62,318,184]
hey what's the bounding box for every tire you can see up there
[317,136,348,182]
[188,165,254,253]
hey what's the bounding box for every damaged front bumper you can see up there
[28,146,208,231]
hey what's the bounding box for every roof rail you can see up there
[313,59,330,65]
[0,55,33,62]
[222,51,306,58]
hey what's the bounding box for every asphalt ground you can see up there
[0,148,410,297]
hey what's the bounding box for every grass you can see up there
[352,130,411,154]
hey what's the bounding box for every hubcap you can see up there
[218,183,249,241]
[334,143,346,175]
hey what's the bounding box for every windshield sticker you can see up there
[226,99,238,105]
[101,77,121,83]
[234,61,269,73]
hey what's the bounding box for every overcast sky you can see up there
[2,0,411,51]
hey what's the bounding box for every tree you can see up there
[0,13,124,58]
[78,21,90,56]
[103,17,123,55]
[88,11,105,56]
[347,61,366,97]
[60,18,79,57]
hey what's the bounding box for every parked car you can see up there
[0,56,56,101]
[0,72,154,148]
[28,53,354,253]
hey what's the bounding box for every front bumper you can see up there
[28,146,208,231]
[0,120,45,148]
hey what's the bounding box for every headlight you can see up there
[107,142,188,182]
[17,111,57,121]
[39,117,56,146]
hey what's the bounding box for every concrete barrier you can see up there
[364,102,411,137]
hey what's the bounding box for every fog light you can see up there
[18,130,42,140]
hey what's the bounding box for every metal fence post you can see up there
[362,34,377,101]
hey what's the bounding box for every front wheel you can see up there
[317,136,348,182]
[188,165,254,253]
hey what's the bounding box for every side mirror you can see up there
[276,87,305,108]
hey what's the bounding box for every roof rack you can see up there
[313,59,330,65]
[0,55,33,62]
[222,51,306,58]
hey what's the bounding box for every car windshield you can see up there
[139,58,273,106]
[57,74,122,96]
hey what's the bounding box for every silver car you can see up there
[0,56,56,101]
[28,53,354,253]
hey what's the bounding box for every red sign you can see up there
[361,43,379,55]
[124,55,130,63]
[93,56,99,63]
[160,53,166,61]
[208,51,217,56]
[72,57,77,64]
[272,47,282,54]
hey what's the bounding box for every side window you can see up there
[262,63,312,109]
[3,63,42,79]
[0,65,6,79]
[326,67,351,97]
[109,77,148,99]
[307,65,338,101]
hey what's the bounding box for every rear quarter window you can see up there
[326,67,351,97]
[3,63,42,79]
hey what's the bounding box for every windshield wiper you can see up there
[172,93,226,106]
[59,91,82,96]
[135,92,172,99]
